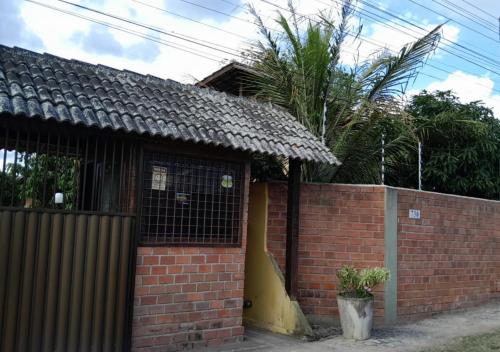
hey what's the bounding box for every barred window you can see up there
[140,151,243,245]
[0,123,136,214]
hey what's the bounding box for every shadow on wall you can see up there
[243,183,311,336]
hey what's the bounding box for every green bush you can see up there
[336,265,390,298]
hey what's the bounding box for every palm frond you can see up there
[362,25,442,102]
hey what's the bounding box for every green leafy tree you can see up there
[247,0,441,182]
[1,153,80,209]
[395,90,500,199]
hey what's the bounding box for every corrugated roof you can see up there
[0,46,338,164]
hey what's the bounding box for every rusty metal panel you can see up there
[0,209,135,352]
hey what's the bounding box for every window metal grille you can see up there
[0,121,137,214]
[140,151,243,245]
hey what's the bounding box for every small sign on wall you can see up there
[409,209,421,219]
[151,166,168,191]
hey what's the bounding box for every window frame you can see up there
[138,145,247,247]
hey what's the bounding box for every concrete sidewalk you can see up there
[205,301,500,352]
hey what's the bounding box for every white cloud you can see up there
[424,71,500,117]
[11,0,462,87]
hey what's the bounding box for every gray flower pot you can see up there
[337,294,374,340]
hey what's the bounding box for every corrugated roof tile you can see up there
[0,46,338,164]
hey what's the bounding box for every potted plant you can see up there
[336,265,390,340]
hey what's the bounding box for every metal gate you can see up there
[0,210,135,352]
[0,119,140,352]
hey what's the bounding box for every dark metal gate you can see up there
[0,210,134,352]
[0,118,140,352]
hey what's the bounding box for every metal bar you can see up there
[155,156,162,243]
[10,131,20,206]
[126,146,134,214]
[171,157,178,242]
[81,138,89,210]
[41,133,50,208]
[285,158,301,299]
[381,133,385,185]
[209,166,216,243]
[124,143,143,351]
[53,134,61,209]
[194,161,201,242]
[202,162,209,244]
[90,138,99,211]
[118,141,124,211]
[0,128,8,206]
[99,141,107,211]
[23,130,31,208]
[74,137,81,210]
[110,141,116,212]
[418,141,422,191]
[32,133,41,207]
[64,135,70,209]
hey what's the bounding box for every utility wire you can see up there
[30,0,500,95]
[405,0,499,43]
[264,0,500,93]
[132,0,249,40]
[56,0,248,58]
[432,0,497,32]
[460,0,497,21]
[321,0,500,73]
[139,0,500,93]
[351,0,500,68]
[25,0,224,63]
[316,0,500,76]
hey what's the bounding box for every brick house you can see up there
[0,46,336,351]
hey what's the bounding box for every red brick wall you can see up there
[132,165,249,351]
[266,183,386,320]
[397,189,500,320]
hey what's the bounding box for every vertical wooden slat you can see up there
[17,212,39,352]
[55,214,76,351]
[103,216,122,351]
[29,212,51,352]
[42,213,64,352]
[91,215,111,352]
[67,214,89,351]
[115,217,132,351]
[0,210,12,344]
[80,215,99,352]
[2,211,26,351]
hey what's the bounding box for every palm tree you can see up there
[247,0,442,183]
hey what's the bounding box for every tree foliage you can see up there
[247,0,442,183]
[1,153,79,209]
[393,90,500,199]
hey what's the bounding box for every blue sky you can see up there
[1,0,500,115]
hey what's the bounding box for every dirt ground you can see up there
[205,301,500,352]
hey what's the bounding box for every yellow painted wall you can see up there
[243,183,312,336]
